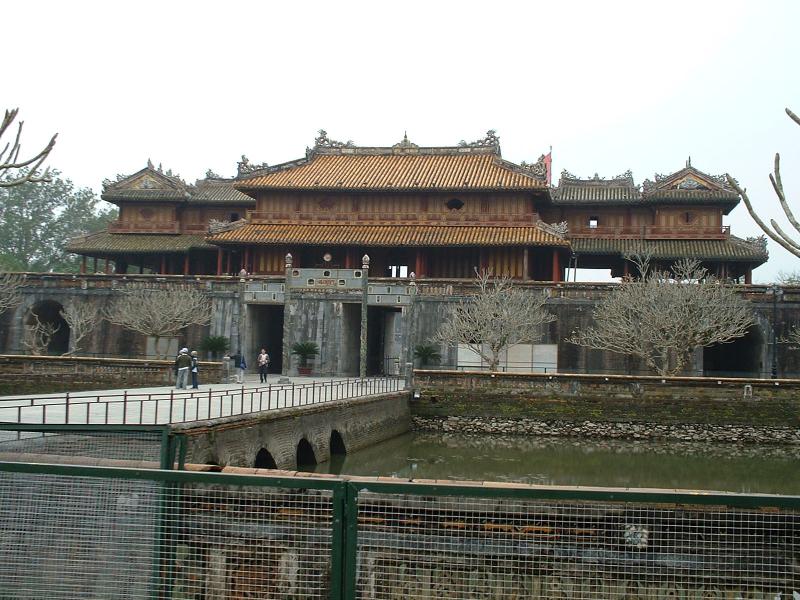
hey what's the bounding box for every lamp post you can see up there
[771,284,783,379]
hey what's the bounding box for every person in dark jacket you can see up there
[190,350,200,389]
[175,348,192,389]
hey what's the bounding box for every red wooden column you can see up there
[183,254,190,276]
[344,249,354,269]
[80,256,87,274]
[160,256,166,275]
[415,249,426,278]
[244,247,251,274]
[216,248,223,275]
[552,250,561,282]
[225,251,231,275]
[745,268,752,285]
[104,258,111,274]
[92,257,98,273]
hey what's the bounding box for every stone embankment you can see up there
[412,370,800,444]
[413,416,800,444]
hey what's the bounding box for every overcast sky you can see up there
[6,0,800,282]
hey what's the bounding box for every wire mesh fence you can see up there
[355,488,800,599]
[0,424,174,467]
[0,461,798,599]
[0,465,336,599]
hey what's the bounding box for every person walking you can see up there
[257,348,270,383]
[190,350,200,389]
[233,351,247,383]
[175,348,192,389]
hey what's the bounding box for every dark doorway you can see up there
[250,305,284,373]
[254,448,277,469]
[26,301,69,354]
[340,303,361,375]
[366,306,401,375]
[296,438,317,470]
[703,328,763,377]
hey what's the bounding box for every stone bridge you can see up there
[173,391,409,469]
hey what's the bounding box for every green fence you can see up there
[0,424,184,470]
[0,461,798,599]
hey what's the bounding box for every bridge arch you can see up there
[330,430,347,456]
[296,438,317,469]
[254,447,277,469]
[25,300,69,354]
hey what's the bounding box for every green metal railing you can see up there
[0,461,798,599]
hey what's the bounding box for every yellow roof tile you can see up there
[209,224,568,247]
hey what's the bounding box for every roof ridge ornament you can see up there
[459,130,500,148]
[237,154,269,176]
[314,129,355,149]
[518,155,548,180]
[538,221,569,237]
[392,131,419,151]
[744,234,768,253]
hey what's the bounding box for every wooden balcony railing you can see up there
[107,222,180,234]
[569,225,730,239]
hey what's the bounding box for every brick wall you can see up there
[0,355,225,395]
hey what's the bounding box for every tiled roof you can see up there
[191,179,255,205]
[66,232,214,255]
[208,224,569,247]
[571,237,768,262]
[235,154,548,191]
[554,172,642,205]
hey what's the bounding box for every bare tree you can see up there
[104,285,212,358]
[23,312,60,355]
[0,273,25,316]
[60,302,99,355]
[726,108,800,257]
[0,108,57,187]
[569,259,755,377]
[432,270,555,371]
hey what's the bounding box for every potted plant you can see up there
[292,341,319,375]
[413,343,441,368]
[199,335,230,360]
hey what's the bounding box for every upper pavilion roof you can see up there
[234,130,550,192]
[552,160,740,213]
[101,163,254,206]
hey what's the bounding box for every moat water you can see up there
[309,432,800,495]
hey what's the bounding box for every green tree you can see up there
[0,169,116,272]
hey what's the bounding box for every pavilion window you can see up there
[588,216,599,229]
[229,212,240,222]
[685,211,693,223]
[446,198,464,210]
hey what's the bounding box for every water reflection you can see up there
[309,432,800,494]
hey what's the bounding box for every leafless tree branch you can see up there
[726,107,800,258]
[569,259,755,376]
[0,108,57,187]
[431,270,555,371]
[103,284,212,358]
[60,302,100,355]
[23,312,60,355]
[0,273,25,316]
